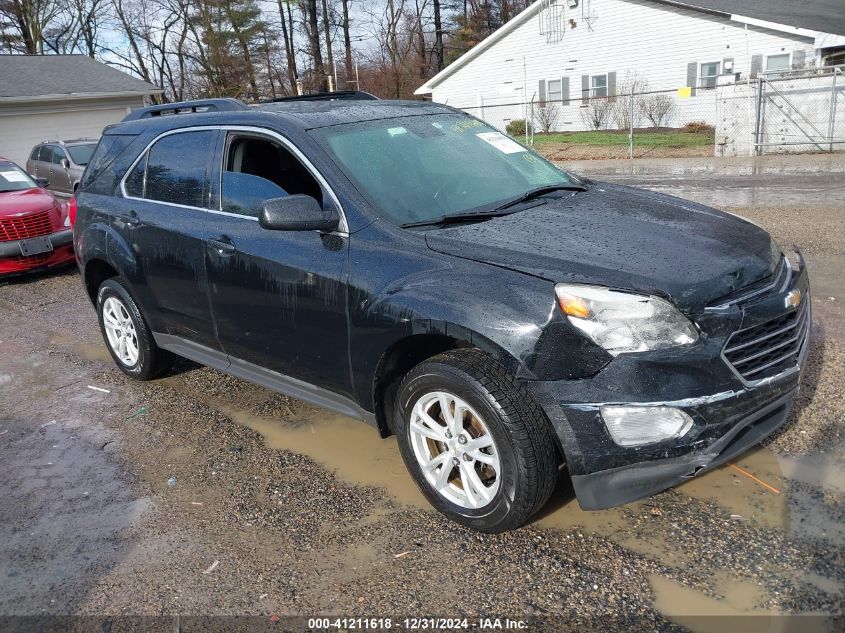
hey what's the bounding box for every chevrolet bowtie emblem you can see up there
[785,289,802,309]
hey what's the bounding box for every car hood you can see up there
[424,183,778,313]
[0,187,61,217]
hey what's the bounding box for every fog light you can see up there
[600,406,693,447]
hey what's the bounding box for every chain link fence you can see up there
[452,66,845,160]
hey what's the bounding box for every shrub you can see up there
[681,121,715,134]
[506,119,532,137]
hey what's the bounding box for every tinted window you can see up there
[29,146,41,161]
[143,131,216,207]
[40,146,54,163]
[124,152,147,198]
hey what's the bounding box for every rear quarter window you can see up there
[79,135,141,194]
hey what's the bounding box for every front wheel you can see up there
[394,349,560,533]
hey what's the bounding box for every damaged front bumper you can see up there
[526,255,811,511]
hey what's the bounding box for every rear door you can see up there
[203,129,352,397]
[116,128,223,350]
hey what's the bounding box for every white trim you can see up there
[119,125,349,235]
[590,73,609,98]
[546,78,563,101]
[764,51,792,72]
[698,60,721,88]
[0,90,163,104]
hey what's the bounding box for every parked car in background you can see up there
[26,139,98,196]
[0,158,74,277]
[74,97,809,533]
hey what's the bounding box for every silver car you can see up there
[26,139,98,196]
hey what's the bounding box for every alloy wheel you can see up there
[102,296,139,366]
[408,391,501,509]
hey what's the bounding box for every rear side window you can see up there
[30,146,42,161]
[126,131,216,208]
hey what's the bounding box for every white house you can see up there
[415,0,845,133]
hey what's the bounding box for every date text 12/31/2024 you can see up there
[307,618,528,629]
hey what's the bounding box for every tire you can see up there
[394,349,560,533]
[96,278,171,380]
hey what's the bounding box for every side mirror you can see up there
[61,158,70,169]
[34,177,49,188]
[259,195,339,232]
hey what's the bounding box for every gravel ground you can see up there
[1,154,843,631]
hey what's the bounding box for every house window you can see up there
[547,79,563,101]
[765,53,791,72]
[699,62,720,88]
[591,74,607,98]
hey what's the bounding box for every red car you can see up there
[0,157,75,277]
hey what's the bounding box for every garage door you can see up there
[0,106,130,168]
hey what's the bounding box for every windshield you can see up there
[0,161,36,193]
[312,114,577,225]
[67,143,97,166]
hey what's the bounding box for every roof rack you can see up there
[122,98,248,122]
[260,90,380,103]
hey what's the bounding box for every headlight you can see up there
[555,284,698,355]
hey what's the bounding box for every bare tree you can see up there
[612,71,648,130]
[0,0,62,52]
[340,0,352,87]
[639,92,676,128]
[580,98,611,130]
[533,100,558,134]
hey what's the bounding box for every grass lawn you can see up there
[532,128,714,149]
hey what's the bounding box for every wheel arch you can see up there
[369,322,525,438]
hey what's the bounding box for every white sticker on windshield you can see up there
[0,170,28,182]
[476,132,526,154]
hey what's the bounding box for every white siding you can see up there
[0,97,145,167]
[429,0,816,132]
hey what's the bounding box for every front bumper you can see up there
[526,255,810,510]
[0,229,75,276]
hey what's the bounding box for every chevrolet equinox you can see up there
[72,96,810,532]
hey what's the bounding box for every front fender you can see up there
[348,223,611,410]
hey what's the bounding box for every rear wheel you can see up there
[96,278,171,380]
[395,349,559,533]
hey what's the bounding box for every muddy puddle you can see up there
[48,332,112,362]
[649,572,834,633]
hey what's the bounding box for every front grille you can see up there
[723,298,809,381]
[708,256,789,309]
[9,253,52,267]
[0,211,53,242]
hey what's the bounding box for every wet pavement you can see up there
[1,154,844,629]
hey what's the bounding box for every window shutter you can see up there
[538,79,546,102]
[686,62,698,96]
[561,77,570,105]
[607,71,616,98]
[581,74,590,104]
[750,54,763,79]
[792,49,806,69]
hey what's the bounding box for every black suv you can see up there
[73,96,810,532]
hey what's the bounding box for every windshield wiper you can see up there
[401,209,521,229]
[493,184,587,211]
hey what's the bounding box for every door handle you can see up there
[208,237,236,256]
[117,212,140,227]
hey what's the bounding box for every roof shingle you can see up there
[0,55,162,99]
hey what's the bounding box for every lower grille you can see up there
[0,211,53,242]
[8,253,52,267]
[723,298,809,381]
